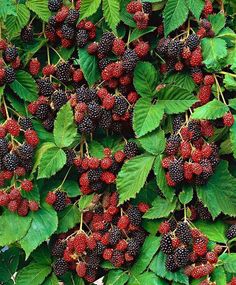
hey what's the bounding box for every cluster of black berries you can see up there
[51,191,149,281]
[162,117,219,187]
[74,143,139,195]
[46,1,96,49]
[159,220,221,280]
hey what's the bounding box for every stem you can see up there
[127,29,131,47]
[79,212,83,231]
[29,15,37,26]
[218,71,236,79]
[49,45,64,62]
[184,204,187,222]
[57,167,72,190]
[214,74,227,105]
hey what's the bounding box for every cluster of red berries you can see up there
[162,117,220,186]
[126,1,152,30]
[74,143,139,195]
[159,219,222,280]
[51,191,149,281]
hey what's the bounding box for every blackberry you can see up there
[142,2,152,14]
[88,168,102,182]
[94,206,104,214]
[52,90,68,110]
[48,0,62,12]
[95,241,106,255]
[76,30,89,48]
[42,117,54,131]
[51,241,66,257]
[111,250,124,267]
[165,254,178,272]
[175,222,192,244]
[122,49,139,72]
[5,67,16,83]
[111,122,122,133]
[53,258,68,276]
[186,34,200,51]
[78,116,95,134]
[0,159,3,171]
[37,78,54,97]
[17,143,34,160]
[53,191,67,211]
[97,32,115,54]
[131,230,146,245]
[87,101,102,120]
[127,239,141,256]
[126,206,142,226]
[48,15,57,27]
[109,226,122,245]
[173,114,185,133]
[160,234,173,254]
[61,24,75,40]
[169,159,184,184]
[76,86,89,103]
[167,40,183,58]
[157,38,170,57]
[169,217,177,231]
[226,224,236,240]
[166,58,177,72]
[65,149,76,166]
[99,110,112,129]
[0,138,8,157]
[90,181,104,192]
[21,26,34,43]
[3,153,19,171]
[56,62,71,82]
[35,104,51,120]
[4,47,18,62]
[188,120,201,141]
[165,134,181,155]
[87,89,99,103]
[113,97,128,116]
[197,202,212,220]
[19,117,33,130]
[22,159,33,172]
[98,58,112,70]
[174,247,189,267]
[86,252,101,269]
[109,158,121,174]
[201,19,212,31]
[65,9,79,25]
[124,142,139,159]
[85,266,97,281]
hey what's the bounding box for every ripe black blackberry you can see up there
[126,206,142,226]
[127,238,140,256]
[65,149,76,166]
[35,104,51,120]
[109,158,121,174]
[174,247,189,267]
[76,30,89,48]
[65,9,79,25]
[78,116,95,134]
[173,114,185,133]
[86,252,101,269]
[109,226,122,245]
[22,159,33,172]
[37,78,54,97]
[142,2,152,14]
[226,224,236,240]
[17,143,34,160]
[48,15,57,27]
[175,222,192,244]
[131,230,146,245]
[48,0,62,11]
[4,47,18,62]
[53,258,68,276]
[87,101,102,120]
[99,110,112,129]
[52,90,68,110]
[165,254,178,272]
[97,32,115,54]
[42,117,54,131]
[5,67,16,83]
[111,250,124,267]
[160,234,173,255]
[21,26,34,43]
[99,58,112,70]
[122,49,139,72]
[208,154,220,169]
[61,24,75,40]
[19,117,33,130]
[113,97,128,116]
[56,62,71,82]
[124,142,139,159]
[185,34,200,51]
[53,191,67,211]
[165,134,181,155]
[3,153,19,171]
[76,86,89,103]
[0,138,8,157]
[111,121,122,134]
[166,58,177,72]
[85,266,97,281]
[0,159,4,171]
[51,241,66,257]
[169,159,184,184]
[167,40,183,58]
[197,202,212,220]
[95,241,106,255]
[88,89,99,103]
[90,181,104,192]
[88,168,102,182]
[188,120,201,141]
[157,38,170,57]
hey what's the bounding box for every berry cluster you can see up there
[75,143,139,195]
[51,191,148,281]
[45,189,71,212]
[159,220,221,280]
[163,117,220,186]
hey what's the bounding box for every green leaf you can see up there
[220,253,236,273]
[186,0,204,19]
[63,180,81,197]
[120,0,136,27]
[7,93,27,116]
[154,156,175,201]
[201,38,227,71]
[31,243,52,265]
[56,205,81,234]
[32,120,55,143]
[80,0,101,19]
[165,73,195,92]
[133,98,164,137]
[0,0,16,20]
[150,251,189,284]
[194,220,227,243]
[157,85,197,114]
[102,0,120,32]
[42,274,58,285]
[230,116,236,158]
[131,236,160,275]
[223,74,236,91]
[117,154,155,204]
[21,182,40,202]
[191,99,229,120]
[144,197,177,219]
[79,194,94,211]
[128,272,167,285]
[217,27,236,40]
[21,38,48,65]
[196,160,236,219]
[26,0,51,22]
[15,262,51,285]
[78,48,101,86]
[5,4,30,39]
[179,185,193,204]
[208,13,226,35]
[37,146,66,179]
[138,129,165,155]
[130,26,157,42]
[105,270,129,285]
[0,211,31,246]
[54,103,77,148]
[20,204,58,258]
[211,266,226,285]
[89,140,104,158]
[9,70,38,102]
[134,62,159,98]
[163,0,189,37]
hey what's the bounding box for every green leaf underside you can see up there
[102,0,120,32]
[26,0,51,22]
[144,197,177,219]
